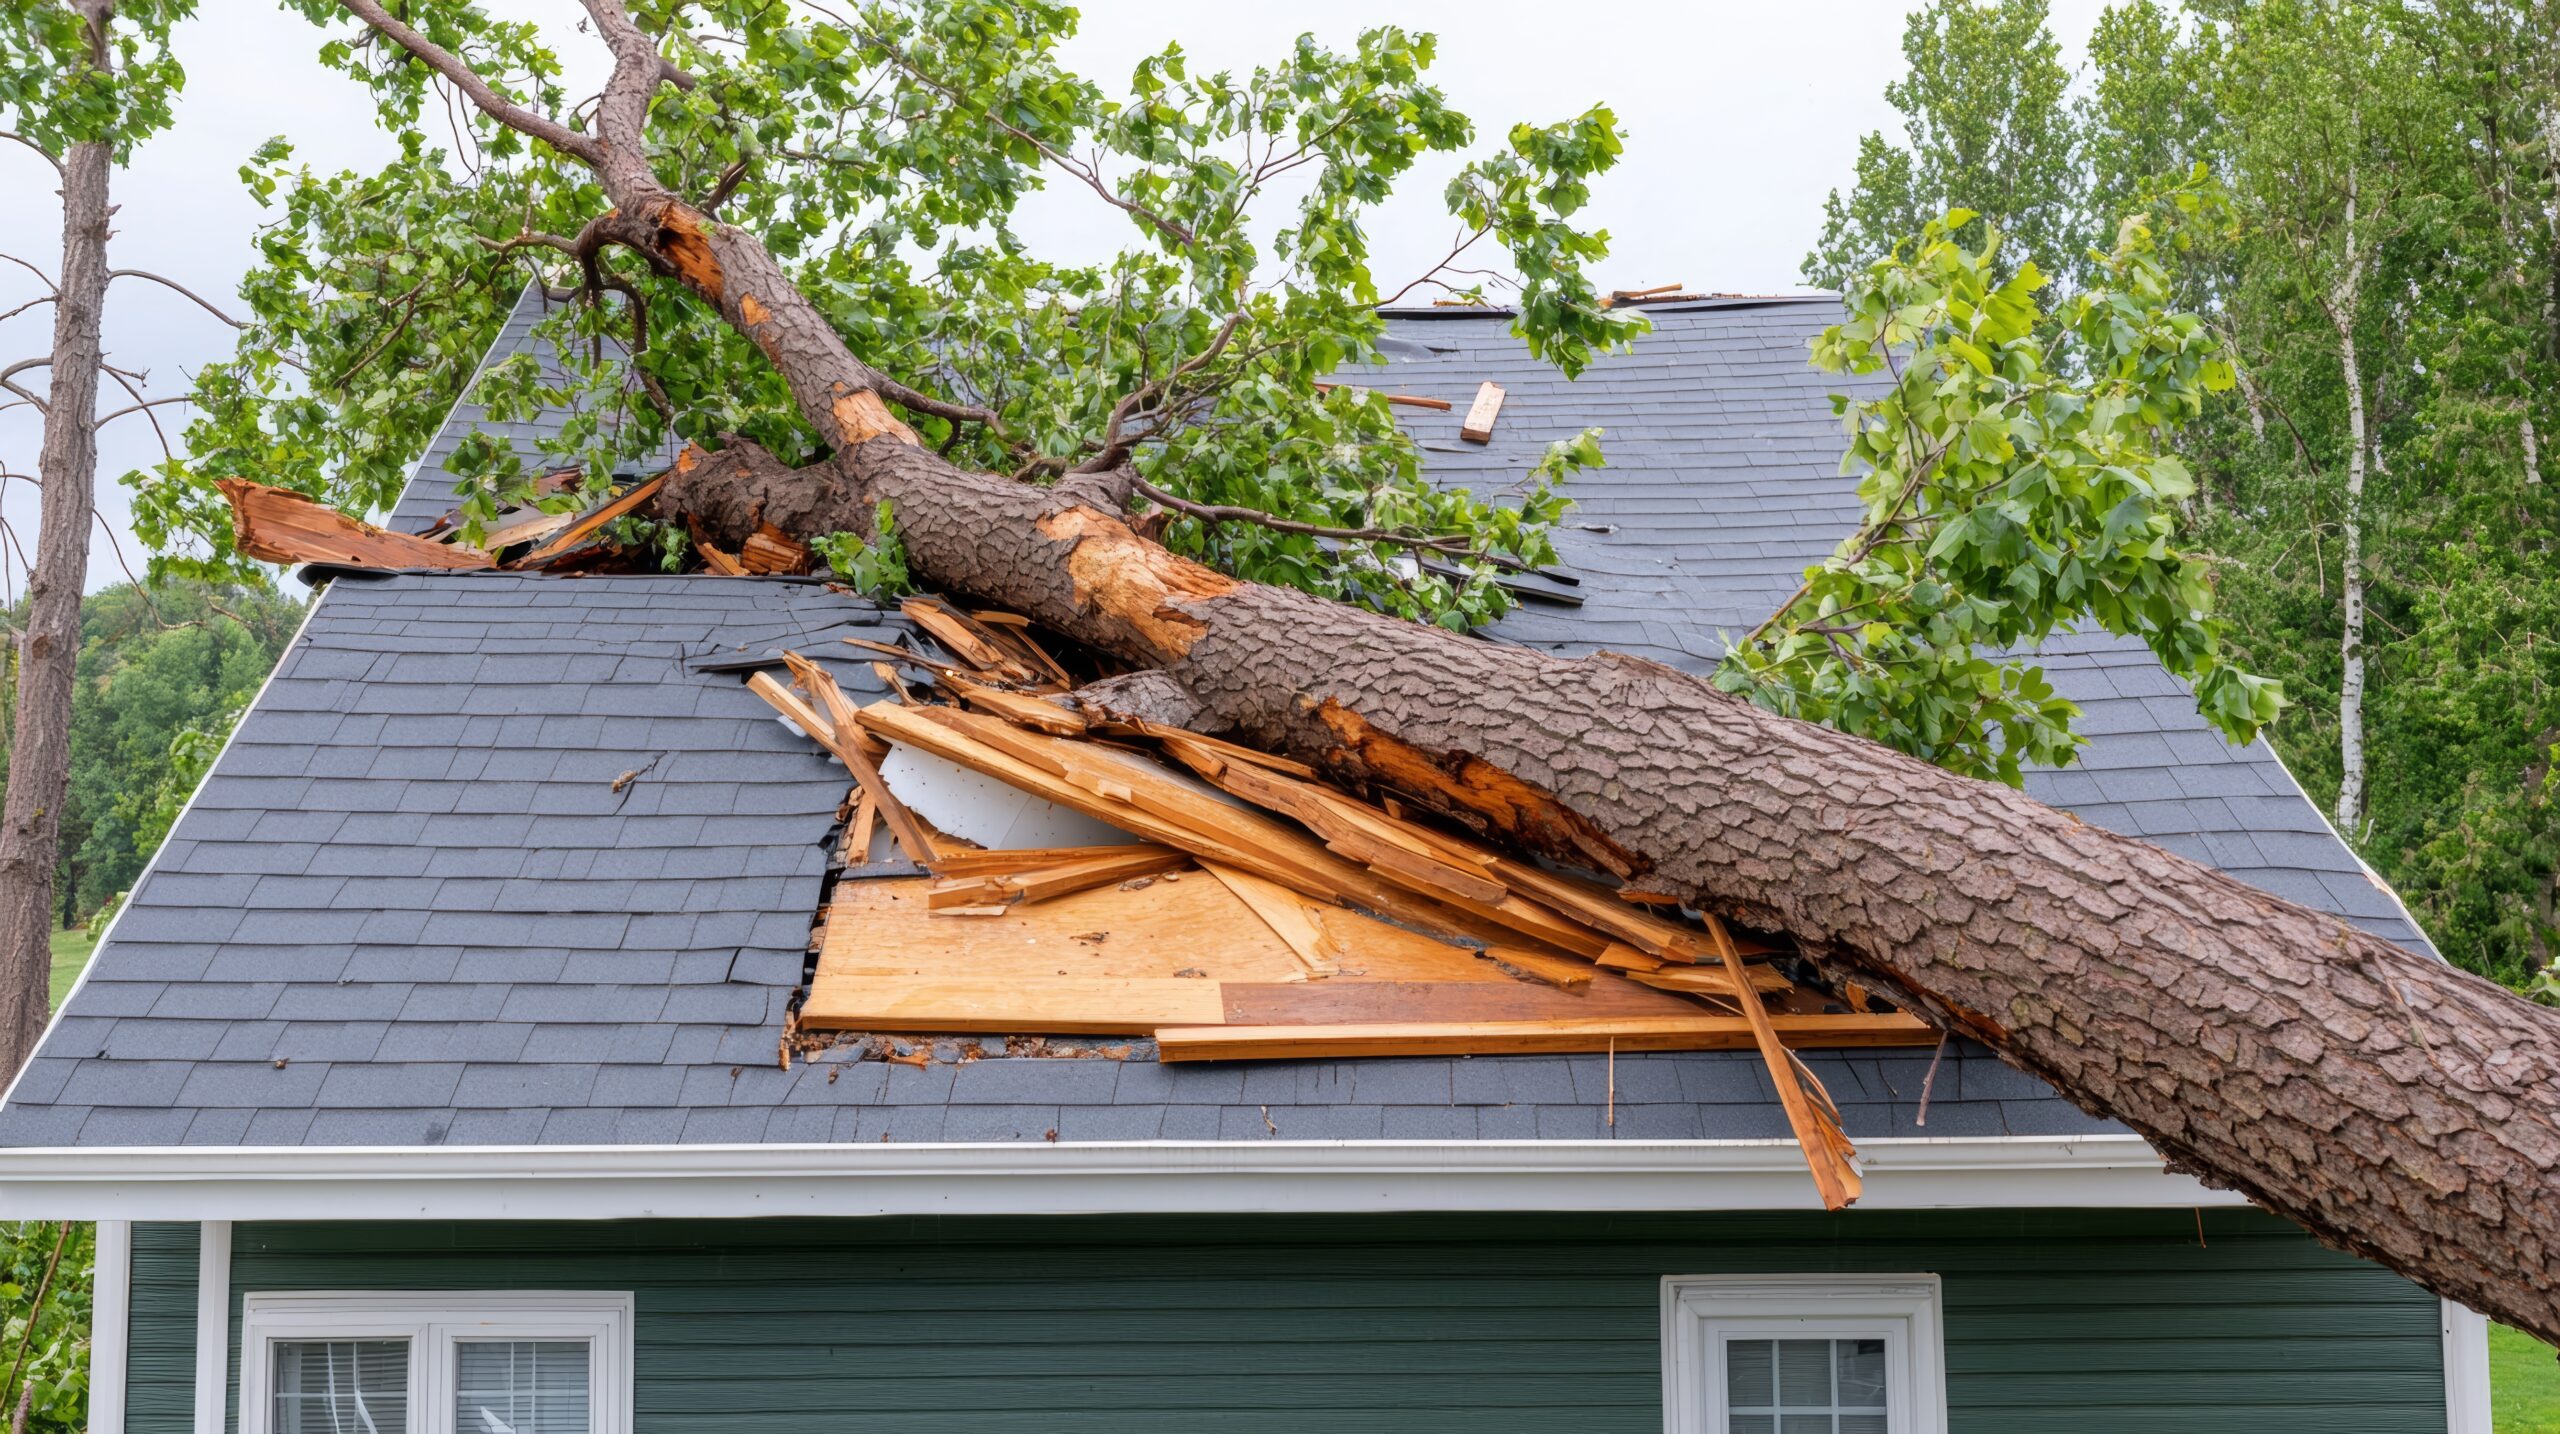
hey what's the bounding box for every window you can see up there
[239,1293,631,1434]
[1661,1276,1945,1434]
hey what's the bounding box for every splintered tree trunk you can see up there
[0,123,108,1081]
[352,0,2560,1344]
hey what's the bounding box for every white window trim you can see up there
[237,1290,633,1434]
[1660,1275,1947,1434]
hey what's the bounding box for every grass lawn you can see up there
[46,924,94,1009]
[2496,1323,2560,1432]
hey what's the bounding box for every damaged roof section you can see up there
[0,573,2075,1151]
[756,600,1935,1205]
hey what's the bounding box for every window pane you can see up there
[1777,1340,1834,1407]
[1778,1417,1833,1434]
[455,1340,590,1434]
[1730,1419,1776,1434]
[272,1339,408,1434]
[1838,1418,1887,1434]
[1835,1338,1887,1408]
[1725,1339,1775,1408]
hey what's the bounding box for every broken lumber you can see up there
[518,473,667,565]
[1459,382,1505,444]
[1312,382,1455,411]
[1712,913,1862,1211]
[1156,1014,1936,1061]
[752,661,935,864]
[215,478,493,571]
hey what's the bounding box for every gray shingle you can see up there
[3,297,2415,1155]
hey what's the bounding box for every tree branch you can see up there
[0,253,56,295]
[1127,474,1542,575]
[332,0,602,164]
[0,132,61,178]
[108,268,248,328]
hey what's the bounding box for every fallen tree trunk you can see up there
[355,0,2560,1342]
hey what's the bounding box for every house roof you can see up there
[0,286,2425,1155]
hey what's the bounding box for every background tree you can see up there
[1801,0,2086,289]
[0,0,210,1083]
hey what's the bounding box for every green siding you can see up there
[134,1209,2444,1433]
[129,1222,197,1432]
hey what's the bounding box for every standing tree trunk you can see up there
[343,0,2560,1344]
[0,3,109,1082]
[2328,174,2370,841]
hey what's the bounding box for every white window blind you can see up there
[239,1293,631,1434]
[455,1341,591,1434]
[271,1339,411,1434]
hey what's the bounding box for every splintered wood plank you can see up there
[999,846,1192,904]
[969,610,1076,686]
[900,598,1036,680]
[928,844,1177,876]
[755,663,935,865]
[1479,946,1596,992]
[1221,976,1708,1026]
[841,793,878,865]
[938,673,1088,736]
[1459,382,1506,444]
[740,522,810,574]
[1135,722,1321,782]
[820,875,1307,983]
[216,478,493,570]
[1710,913,1862,1211]
[1156,1014,1929,1062]
[475,507,580,553]
[519,473,667,565]
[1202,862,1338,977]
[802,976,1223,1033]
[1628,963,1788,996]
[1158,1020,1736,1060]
[857,702,1544,952]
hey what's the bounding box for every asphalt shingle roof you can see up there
[0,290,2422,1150]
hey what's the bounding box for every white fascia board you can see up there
[0,1135,2243,1222]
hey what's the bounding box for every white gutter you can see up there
[0,1134,2240,1221]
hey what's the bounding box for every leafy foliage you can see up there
[1802,0,2082,290]
[156,3,1646,630]
[814,502,914,600]
[0,0,191,160]
[1724,200,2275,783]
[0,1221,89,1434]
[0,583,304,927]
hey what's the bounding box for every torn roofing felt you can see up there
[0,292,2425,1151]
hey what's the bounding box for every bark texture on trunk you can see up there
[2329,176,2370,842]
[354,0,2560,1344]
[0,113,109,1082]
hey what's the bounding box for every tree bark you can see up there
[2329,174,2370,842]
[355,0,2560,1343]
[0,3,110,1084]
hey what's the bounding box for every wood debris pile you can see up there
[757,598,1937,1209]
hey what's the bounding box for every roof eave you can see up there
[0,1133,2235,1221]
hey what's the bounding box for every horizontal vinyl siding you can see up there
[129,1222,197,1432]
[132,1209,2442,1433]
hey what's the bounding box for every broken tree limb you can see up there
[339,0,2560,1340]
[216,478,493,570]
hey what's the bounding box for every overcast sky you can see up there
[0,0,2109,598]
